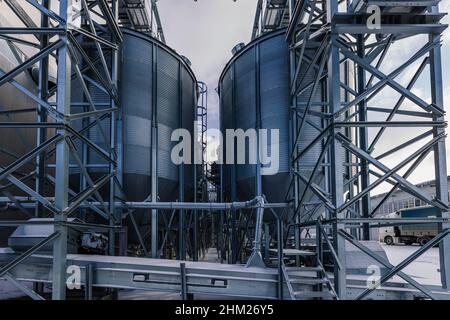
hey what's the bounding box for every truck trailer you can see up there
[379,206,439,246]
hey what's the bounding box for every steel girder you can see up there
[118,0,165,43]
[0,0,123,300]
[252,0,291,40]
[285,0,450,299]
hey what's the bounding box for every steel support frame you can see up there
[117,0,165,42]
[0,0,122,300]
[192,81,208,261]
[285,0,450,299]
[252,0,290,40]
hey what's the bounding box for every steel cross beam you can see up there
[337,133,449,212]
[0,232,60,278]
[252,0,290,39]
[0,0,123,300]
[339,230,437,300]
[285,0,450,299]
[355,229,450,300]
[337,133,443,213]
[3,273,45,300]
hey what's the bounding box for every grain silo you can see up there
[70,28,198,245]
[219,29,328,210]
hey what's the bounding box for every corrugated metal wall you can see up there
[69,29,198,239]
[219,30,308,204]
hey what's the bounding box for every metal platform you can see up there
[2,251,450,300]
[118,0,165,42]
[0,252,281,299]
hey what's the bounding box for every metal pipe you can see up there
[0,198,288,210]
[276,215,283,299]
[246,196,266,268]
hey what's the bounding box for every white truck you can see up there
[379,206,438,246]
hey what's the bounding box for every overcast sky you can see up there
[158,1,450,194]
[158,0,256,132]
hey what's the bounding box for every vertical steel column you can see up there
[109,0,119,257]
[180,262,187,300]
[80,111,88,223]
[315,222,323,265]
[255,40,262,199]
[276,215,283,299]
[429,4,450,289]
[79,1,88,225]
[34,0,51,295]
[289,0,301,264]
[52,0,72,301]
[356,35,370,240]
[247,44,266,268]
[151,43,159,258]
[327,0,346,299]
[35,0,50,219]
[343,59,358,238]
[219,80,225,264]
[230,64,237,263]
[264,223,270,265]
[178,62,185,261]
[84,264,93,300]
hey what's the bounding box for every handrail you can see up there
[281,263,296,300]
[317,220,343,270]
[317,260,339,300]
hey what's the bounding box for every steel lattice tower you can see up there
[284,0,450,298]
[0,0,165,300]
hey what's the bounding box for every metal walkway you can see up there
[118,0,165,42]
[2,250,450,300]
[0,252,281,299]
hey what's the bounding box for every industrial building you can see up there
[370,176,450,242]
[372,176,450,217]
[0,0,449,302]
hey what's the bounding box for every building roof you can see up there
[371,176,450,200]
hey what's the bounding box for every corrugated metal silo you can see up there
[219,29,309,205]
[71,29,198,242]
[119,29,196,204]
[219,29,355,224]
[0,31,39,246]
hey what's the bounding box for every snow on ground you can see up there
[382,244,441,286]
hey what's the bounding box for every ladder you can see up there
[283,263,338,300]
